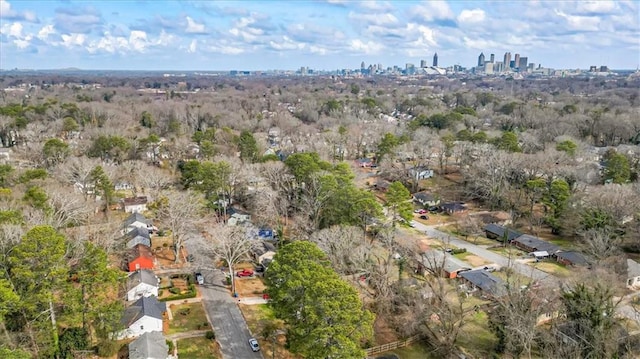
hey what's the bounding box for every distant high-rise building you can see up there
[503,52,511,69]
[420,59,427,68]
[518,57,528,70]
[600,65,609,72]
[485,62,494,74]
[510,60,516,68]
[494,62,504,73]
[478,52,485,67]
[433,52,438,67]
[514,54,520,68]
[490,53,495,63]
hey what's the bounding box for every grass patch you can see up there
[168,303,210,334]
[489,246,526,258]
[240,304,300,359]
[457,311,497,357]
[177,337,220,359]
[546,238,574,249]
[528,261,572,278]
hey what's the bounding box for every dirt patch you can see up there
[152,236,190,267]
[462,254,491,267]
[235,277,267,297]
[374,316,399,345]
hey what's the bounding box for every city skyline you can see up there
[1,0,638,71]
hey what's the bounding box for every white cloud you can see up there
[359,1,394,12]
[575,1,618,14]
[555,10,601,31]
[0,0,37,22]
[61,33,87,48]
[8,22,22,37]
[309,45,327,55]
[0,0,10,15]
[155,30,175,47]
[458,9,485,24]
[348,11,398,26]
[188,39,197,53]
[411,1,454,21]
[37,24,55,41]
[128,30,148,52]
[349,39,384,54]
[269,36,304,51]
[185,16,206,34]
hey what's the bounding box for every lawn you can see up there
[489,246,526,258]
[177,337,221,359]
[239,304,301,359]
[453,252,491,267]
[168,303,210,334]
[528,261,572,277]
[383,342,437,359]
[457,311,497,357]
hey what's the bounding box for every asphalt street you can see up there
[199,269,264,359]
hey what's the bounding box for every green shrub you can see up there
[95,339,119,357]
[206,331,215,340]
[451,248,467,255]
[166,340,174,352]
[169,287,181,294]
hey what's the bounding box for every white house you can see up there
[122,196,149,213]
[251,241,277,266]
[126,269,160,301]
[118,296,166,339]
[124,227,152,249]
[129,331,168,359]
[627,259,640,289]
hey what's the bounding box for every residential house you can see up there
[118,296,166,339]
[251,241,276,266]
[418,251,471,279]
[412,192,440,208]
[115,182,135,191]
[458,269,506,298]
[128,331,168,359]
[511,234,560,255]
[555,251,589,267]
[483,224,522,243]
[126,269,160,301]
[122,196,149,213]
[227,208,251,226]
[126,244,155,272]
[123,212,155,234]
[408,166,434,180]
[440,202,467,215]
[124,227,152,249]
[627,259,640,289]
[257,227,276,240]
[374,179,391,192]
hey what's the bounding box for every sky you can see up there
[0,0,639,71]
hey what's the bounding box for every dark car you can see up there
[419,215,429,220]
[255,264,265,273]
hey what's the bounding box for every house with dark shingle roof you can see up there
[483,223,522,243]
[128,331,169,359]
[555,251,589,267]
[412,191,440,207]
[118,296,166,339]
[458,269,507,298]
[511,234,560,255]
[123,212,155,234]
[126,269,160,301]
[124,227,152,249]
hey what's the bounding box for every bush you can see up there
[206,331,215,340]
[169,287,181,294]
[158,289,163,296]
[179,308,191,316]
[59,327,89,359]
[157,229,166,236]
[166,340,174,352]
[451,248,467,255]
[95,339,119,357]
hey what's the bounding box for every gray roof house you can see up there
[555,251,589,267]
[125,227,152,249]
[412,192,440,207]
[124,212,154,233]
[128,331,169,359]
[126,269,160,301]
[483,224,522,243]
[119,296,166,339]
[458,269,507,298]
[511,234,560,255]
[627,259,640,289]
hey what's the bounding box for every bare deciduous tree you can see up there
[156,190,203,263]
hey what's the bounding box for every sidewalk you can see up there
[238,296,269,305]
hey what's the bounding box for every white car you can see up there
[195,272,204,285]
[248,338,260,352]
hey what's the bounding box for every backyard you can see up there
[239,304,300,359]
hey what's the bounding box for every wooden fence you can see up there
[365,334,425,356]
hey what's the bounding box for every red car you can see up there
[236,269,254,277]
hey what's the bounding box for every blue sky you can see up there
[1,0,638,71]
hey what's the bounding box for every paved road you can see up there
[199,269,264,359]
[414,222,558,285]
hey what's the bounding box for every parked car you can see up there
[195,272,204,285]
[419,215,429,220]
[414,208,427,214]
[248,338,260,352]
[428,206,440,213]
[255,264,265,273]
[236,269,254,277]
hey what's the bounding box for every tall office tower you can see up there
[360,61,366,73]
[478,52,485,67]
[490,53,495,63]
[433,52,438,67]
[514,54,520,68]
[503,52,511,69]
[420,59,427,68]
[518,57,528,70]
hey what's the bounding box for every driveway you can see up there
[198,269,264,359]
